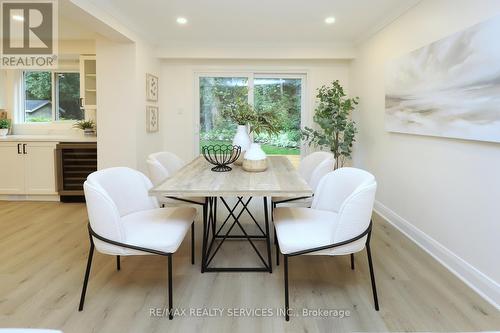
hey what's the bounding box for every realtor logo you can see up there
[1,0,58,68]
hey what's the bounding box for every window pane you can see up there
[24,71,52,122]
[254,78,302,155]
[199,77,248,151]
[57,73,82,121]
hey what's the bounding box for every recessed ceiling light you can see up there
[12,15,24,22]
[176,17,187,25]
[325,17,335,24]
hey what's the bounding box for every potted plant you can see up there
[302,80,358,170]
[73,120,96,136]
[0,119,10,137]
[220,96,281,169]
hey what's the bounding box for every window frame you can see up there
[21,69,81,124]
[194,71,307,156]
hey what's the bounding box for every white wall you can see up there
[351,0,500,308]
[135,41,162,172]
[159,59,351,161]
[96,37,161,171]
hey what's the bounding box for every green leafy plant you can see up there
[0,119,10,129]
[73,119,95,130]
[302,80,358,169]
[219,94,281,137]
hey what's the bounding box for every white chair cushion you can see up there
[274,207,366,256]
[115,207,196,255]
[159,196,205,206]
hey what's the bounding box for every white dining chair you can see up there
[79,167,197,320]
[146,151,205,207]
[272,151,334,208]
[273,167,379,321]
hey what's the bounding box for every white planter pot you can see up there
[84,129,96,136]
[0,128,8,137]
[232,125,251,165]
[243,143,268,172]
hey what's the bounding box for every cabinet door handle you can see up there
[17,143,21,154]
[23,144,27,154]
[79,97,84,108]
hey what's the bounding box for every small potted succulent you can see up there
[0,119,10,137]
[73,120,96,136]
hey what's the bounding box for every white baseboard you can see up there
[0,194,60,202]
[374,200,500,310]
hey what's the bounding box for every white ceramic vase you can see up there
[232,125,251,165]
[0,128,8,137]
[242,143,268,172]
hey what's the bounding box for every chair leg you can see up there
[273,203,280,266]
[366,243,379,311]
[116,255,121,271]
[168,255,173,320]
[274,227,280,266]
[284,255,289,321]
[78,242,94,311]
[201,201,208,273]
[350,253,354,270]
[191,222,195,265]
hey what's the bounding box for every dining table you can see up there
[149,155,312,273]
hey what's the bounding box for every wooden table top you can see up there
[149,155,312,197]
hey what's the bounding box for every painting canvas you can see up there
[385,15,500,143]
[146,106,159,132]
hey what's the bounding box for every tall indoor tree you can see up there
[302,80,358,169]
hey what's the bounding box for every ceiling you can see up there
[83,0,421,46]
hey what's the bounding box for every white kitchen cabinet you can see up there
[0,142,25,194]
[24,142,58,194]
[0,141,57,195]
[79,55,97,111]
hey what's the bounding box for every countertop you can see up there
[0,135,97,142]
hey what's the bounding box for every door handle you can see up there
[17,143,21,154]
[23,144,27,154]
[79,97,84,108]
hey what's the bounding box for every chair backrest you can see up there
[84,167,159,246]
[146,151,185,185]
[312,167,377,243]
[298,151,334,187]
[308,155,335,192]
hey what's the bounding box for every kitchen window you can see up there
[22,71,83,123]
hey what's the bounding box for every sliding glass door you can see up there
[197,73,304,156]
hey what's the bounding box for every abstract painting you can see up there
[385,15,500,143]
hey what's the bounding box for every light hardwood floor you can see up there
[0,201,499,333]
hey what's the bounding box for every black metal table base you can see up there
[201,196,272,273]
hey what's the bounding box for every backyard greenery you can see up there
[302,80,358,169]
[24,71,81,122]
[199,77,302,155]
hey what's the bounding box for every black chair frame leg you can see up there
[366,231,379,311]
[281,221,379,321]
[78,224,178,320]
[78,241,94,311]
[168,254,173,320]
[284,254,289,321]
[191,222,195,265]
